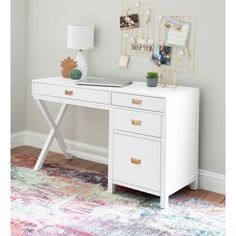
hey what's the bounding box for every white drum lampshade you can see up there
[67,25,94,77]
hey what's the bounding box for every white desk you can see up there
[32,77,199,208]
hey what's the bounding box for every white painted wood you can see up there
[23,130,108,164]
[32,77,201,208]
[34,82,110,105]
[32,77,198,98]
[168,176,195,196]
[114,130,161,142]
[34,101,71,171]
[11,131,25,148]
[112,92,165,112]
[33,94,111,111]
[190,103,200,190]
[164,91,200,199]
[66,148,107,164]
[108,107,116,193]
[114,108,162,137]
[160,115,168,208]
[33,130,54,171]
[11,130,225,195]
[113,180,160,196]
[199,169,225,194]
[113,133,161,191]
[36,101,72,159]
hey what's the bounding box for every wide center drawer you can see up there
[112,92,165,112]
[33,83,110,104]
[114,108,162,137]
[113,134,161,192]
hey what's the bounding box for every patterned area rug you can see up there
[11,152,225,236]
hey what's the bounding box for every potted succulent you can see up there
[146,71,159,87]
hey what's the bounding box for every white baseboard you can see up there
[11,131,26,149]
[11,130,225,194]
[12,130,108,164]
[198,169,225,194]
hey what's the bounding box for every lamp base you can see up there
[75,50,88,78]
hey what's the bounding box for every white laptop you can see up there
[76,77,133,87]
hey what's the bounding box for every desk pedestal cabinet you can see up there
[32,77,199,208]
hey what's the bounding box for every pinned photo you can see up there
[131,38,154,52]
[164,18,183,31]
[120,14,139,30]
[119,55,130,67]
[151,44,172,66]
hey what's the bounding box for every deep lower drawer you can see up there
[114,108,162,137]
[33,83,110,104]
[113,133,161,191]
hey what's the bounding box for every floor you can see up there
[11,145,225,205]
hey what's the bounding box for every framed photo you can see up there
[151,44,172,66]
[120,14,139,30]
[165,22,191,48]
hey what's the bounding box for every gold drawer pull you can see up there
[131,119,142,126]
[131,158,141,165]
[132,98,142,105]
[65,90,73,96]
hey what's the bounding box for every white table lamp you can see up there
[67,25,94,77]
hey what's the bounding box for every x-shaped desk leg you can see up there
[34,100,72,171]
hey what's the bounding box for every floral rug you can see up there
[11,152,225,236]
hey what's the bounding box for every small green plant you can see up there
[146,71,159,79]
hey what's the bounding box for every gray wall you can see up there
[23,0,225,174]
[11,0,28,132]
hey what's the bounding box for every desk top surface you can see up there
[33,76,199,98]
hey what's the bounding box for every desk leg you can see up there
[160,166,169,208]
[108,107,116,193]
[34,100,72,171]
[191,106,199,191]
[160,191,169,209]
[160,115,169,209]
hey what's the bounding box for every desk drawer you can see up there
[33,83,110,104]
[113,134,161,191]
[114,108,162,137]
[112,93,165,112]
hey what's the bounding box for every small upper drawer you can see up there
[33,83,110,104]
[112,92,165,112]
[114,108,162,137]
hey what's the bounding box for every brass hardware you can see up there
[132,98,142,105]
[160,68,167,87]
[131,158,141,165]
[65,90,73,96]
[131,119,142,126]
